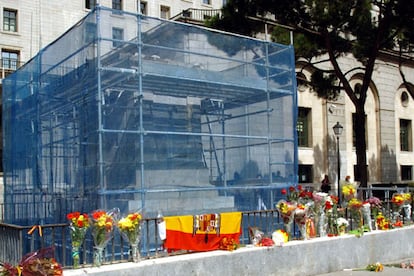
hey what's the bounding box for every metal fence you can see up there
[0,210,281,268]
[0,185,412,268]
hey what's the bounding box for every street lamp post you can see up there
[333,122,343,205]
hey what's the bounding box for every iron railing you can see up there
[170,8,221,24]
[0,186,412,268]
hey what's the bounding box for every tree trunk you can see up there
[354,103,368,189]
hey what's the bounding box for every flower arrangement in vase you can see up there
[312,192,329,237]
[391,193,412,222]
[347,198,364,235]
[276,199,297,239]
[66,212,89,268]
[294,203,310,240]
[336,217,349,235]
[118,212,142,262]
[376,212,390,230]
[90,209,117,266]
[325,196,339,236]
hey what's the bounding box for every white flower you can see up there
[337,217,349,227]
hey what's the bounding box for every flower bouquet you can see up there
[294,203,310,240]
[281,186,300,202]
[67,211,89,268]
[219,237,239,250]
[341,184,357,205]
[0,247,63,276]
[336,217,349,235]
[312,192,329,237]
[90,209,117,267]
[276,200,297,239]
[376,212,390,230]
[325,196,339,236]
[347,198,364,235]
[364,196,382,218]
[391,193,412,222]
[271,229,289,246]
[118,212,142,262]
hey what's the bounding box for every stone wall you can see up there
[65,226,414,276]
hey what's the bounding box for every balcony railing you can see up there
[170,8,221,25]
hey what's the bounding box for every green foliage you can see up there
[210,0,414,188]
[310,71,340,101]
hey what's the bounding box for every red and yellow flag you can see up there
[164,212,242,252]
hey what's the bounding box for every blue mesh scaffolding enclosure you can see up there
[2,6,298,225]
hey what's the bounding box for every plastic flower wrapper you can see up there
[294,203,311,240]
[276,200,297,224]
[361,203,373,231]
[248,227,264,246]
[312,192,329,237]
[0,247,63,276]
[276,199,297,238]
[117,211,142,262]
[272,229,289,246]
[90,208,119,266]
[67,211,89,268]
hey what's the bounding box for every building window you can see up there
[2,50,18,69]
[160,5,170,19]
[85,0,97,10]
[400,119,412,151]
[401,165,412,181]
[203,0,212,4]
[3,9,17,32]
[297,107,311,147]
[352,113,367,149]
[401,91,410,107]
[1,50,19,78]
[138,1,147,15]
[298,165,313,184]
[112,27,124,47]
[112,0,122,11]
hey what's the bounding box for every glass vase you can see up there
[299,223,307,240]
[284,222,292,240]
[130,243,140,262]
[72,245,80,268]
[93,246,105,267]
[402,204,411,222]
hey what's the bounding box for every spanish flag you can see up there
[164,212,242,251]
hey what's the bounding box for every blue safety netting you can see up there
[2,6,298,225]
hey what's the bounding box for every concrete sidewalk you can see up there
[318,261,414,276]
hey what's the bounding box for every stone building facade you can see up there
[0,0,413,197]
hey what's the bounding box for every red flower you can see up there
[67,212,80,220]
[325,201,332,210]
[92,210,106,220]
[297,185,303,191]
[330,196,339,204]
[289,186,295,192]
[281,189,287,195]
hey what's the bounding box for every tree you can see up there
[207,0,414,188]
